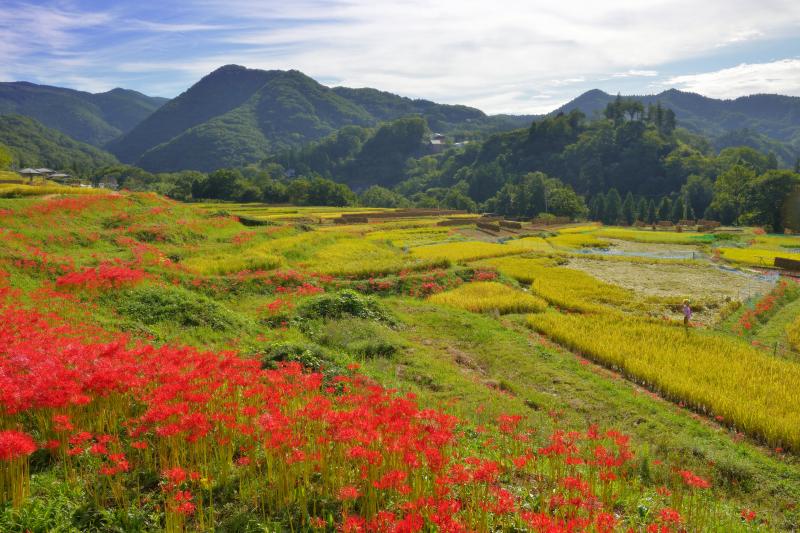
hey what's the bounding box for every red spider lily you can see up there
[658,507,682,524]
[0,430,37,461]
[338,485,361,500]
[678,469,711,489]
[740,508,757,522]
[56,262,147,289]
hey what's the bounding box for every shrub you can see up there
[304,318,404,359]
[295,289,394,324]
[111,285,252,331]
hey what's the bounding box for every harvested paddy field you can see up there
[564,257,775,321]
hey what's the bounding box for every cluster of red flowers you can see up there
[55,261,148,289]
[472,269,498,282]
[25,195,119,216]
[734,280,799,335]
[0,430,37,461]
[0,278,727,531]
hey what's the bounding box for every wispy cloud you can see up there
[612,70,659,78]
[663,59,800,98]
[1,0,799,113]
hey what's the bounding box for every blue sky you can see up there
[1,0,799,114]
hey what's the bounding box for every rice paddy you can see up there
[526,311,800,451]
[410,240,526,263]
[474,255,637,313]
[718,247,800,267]
[428,281,548,314]
[2,194,800,529]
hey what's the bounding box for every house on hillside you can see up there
[17,168,41,182]
[429,133,447,153]
[34,168,55,177]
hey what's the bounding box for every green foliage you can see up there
[0,143,12,169]
[111,285,253,331]
[295,289,394,324]
[360,185,411,208]
[304,317,404,359]
[603,188,622,224]
[621,191,636,225]
[484,171,586,219]
[556,89,800,165]
[0,115,118,175]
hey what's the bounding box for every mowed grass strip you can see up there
[476,256,634,313]
[429,281,547,314]
[527,311,800,451]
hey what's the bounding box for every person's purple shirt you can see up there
[683,305,692,319]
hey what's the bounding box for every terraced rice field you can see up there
[1,195,799,531]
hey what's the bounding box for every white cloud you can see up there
[664,59,800,99]
[2,0,800,113]
[612,70,659,78]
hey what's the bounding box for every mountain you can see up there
[0,82,167,147]
[554,89,800,165]
[0,114,118,173]
[108,65,527,173]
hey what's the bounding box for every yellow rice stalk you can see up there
[527,311,800,451]
[718,247,800,267]
[305,239,436,276]
[182,248,284,275]
[429,281,548,314]
[546,233,609,249]
[410,241,525,263]
[476,256,633,313]
[595,228,708,245]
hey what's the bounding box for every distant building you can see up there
[429,133,447,153]
[98,176,119,190]
[34,168,55,176]
[18,168,41,182]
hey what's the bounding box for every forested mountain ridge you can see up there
[0,114,118,173]
[556,89,800,165]
[107,65,530,172]
[0,81,167,146]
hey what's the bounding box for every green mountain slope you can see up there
[555,89,800,165]
[0,114,118,174]
[0,82,166,146]
[109,65,527,172]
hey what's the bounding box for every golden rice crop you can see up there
[555,224,601,234]
[752,234,800,250]
[718,247,800,267]
[595,228,711,245]
[367,226,456,247]
[788,315,800,351]
[429,281,548,314]
[527,311,800,451]
[182,248,284,275]
[0,184,108,197]
[410,241,525,263]
[504,236,553,252]
[476,256,634,313]
[304,238,436,276]
[546,232,609,249]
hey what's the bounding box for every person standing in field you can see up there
[682,299,692,327]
